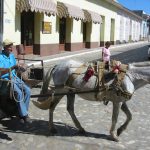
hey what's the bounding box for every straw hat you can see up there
[3,39,14,47]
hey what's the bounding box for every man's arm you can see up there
[0,65,18,76]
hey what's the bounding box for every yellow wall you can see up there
[3,0,20,44]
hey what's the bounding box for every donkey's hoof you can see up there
[49,127,57,134]
[111,136,119,142]
[113,137,119,142]
[78,129,86,134]
[117,128,122,136]
[110,133,119,142]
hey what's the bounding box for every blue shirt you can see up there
[0,52,17,80]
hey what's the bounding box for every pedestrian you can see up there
[101,41,111,105]
[0,39,32,124]
[102,41,111,70]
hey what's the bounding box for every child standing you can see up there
[102,41,111,70]
[101,41,111,105]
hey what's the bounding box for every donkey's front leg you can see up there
[117,102,132,136]
[67,93,85,133]
[49,96,62,133]
[110,102,120,142]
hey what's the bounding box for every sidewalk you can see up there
[24,41,149,66]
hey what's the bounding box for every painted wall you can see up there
[3,0,20,44]
[65,19,83,43]
[40,14,58,44]
[141,21,148,39]
[117,10,142,43]
[57,0,117,43]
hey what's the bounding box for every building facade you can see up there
[2,0,145,56]
[133,10,150,41]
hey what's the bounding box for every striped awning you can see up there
[16,0,57,15]
[83,9,102,24]
[57,2,85,20]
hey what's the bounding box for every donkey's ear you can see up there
[128,64,133,70]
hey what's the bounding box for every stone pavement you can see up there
[0,84,150,150]
[0,41,150,150]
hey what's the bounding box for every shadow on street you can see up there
[0,118,115,142]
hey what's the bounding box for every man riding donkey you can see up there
[0,39,32,124]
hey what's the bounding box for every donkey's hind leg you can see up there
[49,96,63,133]
[67,93,85,133]
[117,102,132,136]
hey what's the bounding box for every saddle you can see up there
[109,60,133,99]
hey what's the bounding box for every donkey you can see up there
[32,60,150,141]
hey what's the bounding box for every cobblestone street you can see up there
[0,42,150,150]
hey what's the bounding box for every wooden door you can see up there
[59,17,66,51]
[21,11,34,54]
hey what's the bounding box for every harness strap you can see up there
[112,64,128,87]
[110,63,133,99]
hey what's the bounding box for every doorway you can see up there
[83,22,87,48]
[59,17,66,51]
[21,11,34,54]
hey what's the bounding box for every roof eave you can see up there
[105,0,143,20]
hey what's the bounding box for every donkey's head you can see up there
[128,61,150,84]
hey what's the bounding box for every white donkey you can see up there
[33,60,150,141]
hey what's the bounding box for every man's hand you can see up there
[0,68,10,76]
[11,65,18,70]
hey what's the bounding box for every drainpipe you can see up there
[0,0,4,50]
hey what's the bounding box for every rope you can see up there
[11,77,25,103]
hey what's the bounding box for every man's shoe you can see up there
[20,115,32,124]
[19,118,25,124]
[23,115,32,124]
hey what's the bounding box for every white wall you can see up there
[71,19,83,43]
[3,0,20,44]
[40,15,58,44]
[117,10,142,42]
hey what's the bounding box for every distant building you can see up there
[133,10,150,41]
[147,17,150,41]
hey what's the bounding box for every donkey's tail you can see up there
[32,98,51,110]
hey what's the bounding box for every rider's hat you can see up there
[3,39,14,47]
